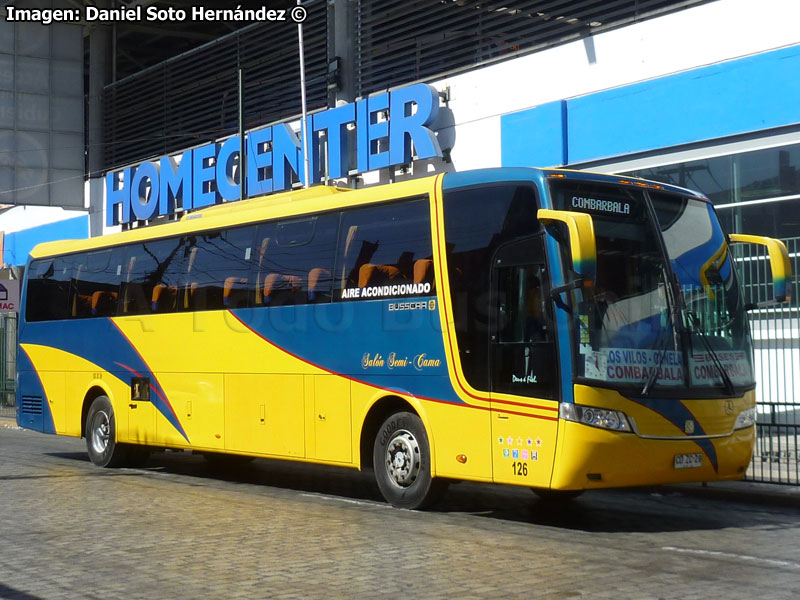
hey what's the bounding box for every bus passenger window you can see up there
[120,238,186,316]
[308,268,332,303]
[335,198,434,301]
[254,213,338,307]
[182,226,256,312]
[75,249,124,318]
[25,258,72,322]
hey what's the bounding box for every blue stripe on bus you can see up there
[19,319,189,442]
[230,300,462,404]
[17,346,56,434]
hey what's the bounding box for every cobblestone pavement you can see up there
[1,426,799,600]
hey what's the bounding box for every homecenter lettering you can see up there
[571,196,631,215]
[106,83,442,226]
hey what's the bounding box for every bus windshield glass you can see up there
[549,179,754,395]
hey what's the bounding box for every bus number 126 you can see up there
[512,461,528,476]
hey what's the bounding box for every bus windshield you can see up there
[549,179,754,396]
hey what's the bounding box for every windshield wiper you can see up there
[641,272,682,396]
[685,310,735,396]
[640,307,677,396]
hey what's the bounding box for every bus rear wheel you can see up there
[373,411,446,509]
[85,395,131,468]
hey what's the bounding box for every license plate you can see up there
[674,453,703,469]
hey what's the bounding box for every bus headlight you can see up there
[733,407,756,430]
[560,403,632,432]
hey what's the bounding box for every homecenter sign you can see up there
[106,83,442,226]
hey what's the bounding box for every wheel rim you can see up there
[90,410,111,455]
[384,429,421,488]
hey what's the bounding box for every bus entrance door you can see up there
[489,236,559,487]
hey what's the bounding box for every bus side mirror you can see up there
[537,209,597,289]
[729,234,792,304]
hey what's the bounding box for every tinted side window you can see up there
[25,256,73,322]
[442,184,540,391]
[254,212,339,306]
[335,198,434,301]
[72,249,125,318]
[183,226,256,311]
[120,237,186,315]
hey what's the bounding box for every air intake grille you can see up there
[20,396,43,415]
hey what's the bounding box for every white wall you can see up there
[434,0,800,170]
[0,205,86,234]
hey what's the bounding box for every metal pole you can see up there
[238,67,246,201]
[297,0,310,189]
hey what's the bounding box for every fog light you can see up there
[734,407,756,430]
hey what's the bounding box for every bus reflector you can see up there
[456,454,467,463]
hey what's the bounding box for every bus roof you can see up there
[29,173,440,260]
[28,167,708,260]
[440,167,708,201]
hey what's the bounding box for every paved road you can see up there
[1,425,799,600]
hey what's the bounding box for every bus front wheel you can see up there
[85,395,130,468]
[373,411,446,509]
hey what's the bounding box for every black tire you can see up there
[373,411,447,509]
[85,395,130,468]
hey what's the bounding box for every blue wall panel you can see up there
[500,100,567,167]
[4,215,88,266]
[501,44,800,167]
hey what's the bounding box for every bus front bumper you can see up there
[549,420,755,490]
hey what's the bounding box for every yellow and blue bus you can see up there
[16,168,791,508]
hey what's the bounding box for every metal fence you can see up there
[0,314,16,421]
[736,236,800,485]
